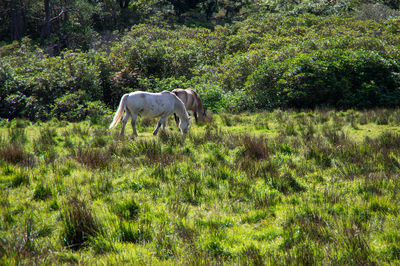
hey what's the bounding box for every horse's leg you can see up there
[131,113,139,137]
[153,115,168,136]
[174,113,179,126]
[194,111,198,123]
[161,119,166,130]
[120,112,130,136]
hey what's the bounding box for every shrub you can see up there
[51,91,108,122]
[0,47,103,121]
[195,84,247,112]
[246,49,400,109]
[356,3,399,21]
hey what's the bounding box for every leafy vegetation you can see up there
[0,110,400,263]
[2,1,400,119]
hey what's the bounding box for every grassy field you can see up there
[1,109,400,264]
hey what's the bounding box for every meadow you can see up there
[1,108,400,264]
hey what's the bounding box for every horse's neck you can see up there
[193,93,204,114]
[197,99,204,113]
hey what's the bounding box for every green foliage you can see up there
[0,44,105,120]
[3,10,400,116]
[247,49,400,109]
[51,91,107,122]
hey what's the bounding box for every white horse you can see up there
[109,91,190,136]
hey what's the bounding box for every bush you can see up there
[0,45,103,120]
[3,12,400,117]
[51,91,107,122]
[246,49,400,109]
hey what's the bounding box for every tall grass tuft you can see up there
[113,198,140,220]
[0,217,38,263]
[33,183,53,201]
[335,219,373,264]
[74,144,112,169]
[61,197,102,250]
[90,235,115,255]
[118,222,152,244]
[38,127,57,146]
[131,139,180,165]
[10,171,30,188]
[239,244,264,265]
[8,126,28,144]
[158,129,184,146]
[206,240,232,260]
[268,170,304,194]
[155,228,176,259]
[0,143,34,166]
[240,135,269,161]
[131,139,162,160]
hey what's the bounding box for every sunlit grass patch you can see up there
[1,110,400,264]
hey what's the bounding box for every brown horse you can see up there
[171,88,206,124]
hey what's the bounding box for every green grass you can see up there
[1,109,400,264]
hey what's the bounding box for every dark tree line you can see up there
[1,1,134,41]
[0,0,254,54]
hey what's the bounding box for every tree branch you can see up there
[48,9,65,23]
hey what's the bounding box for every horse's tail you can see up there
[109,94,129,129]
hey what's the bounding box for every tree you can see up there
[8,0,26,41]
[41,0,66,39]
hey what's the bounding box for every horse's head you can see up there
[179,116,190,135]
[195,106,207,122]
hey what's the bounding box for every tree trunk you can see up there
[42,0,51,38]
[118,0,130,9]
[9,0,26,41]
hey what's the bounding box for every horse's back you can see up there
[126,91,176,116]
[172,89,193,108]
